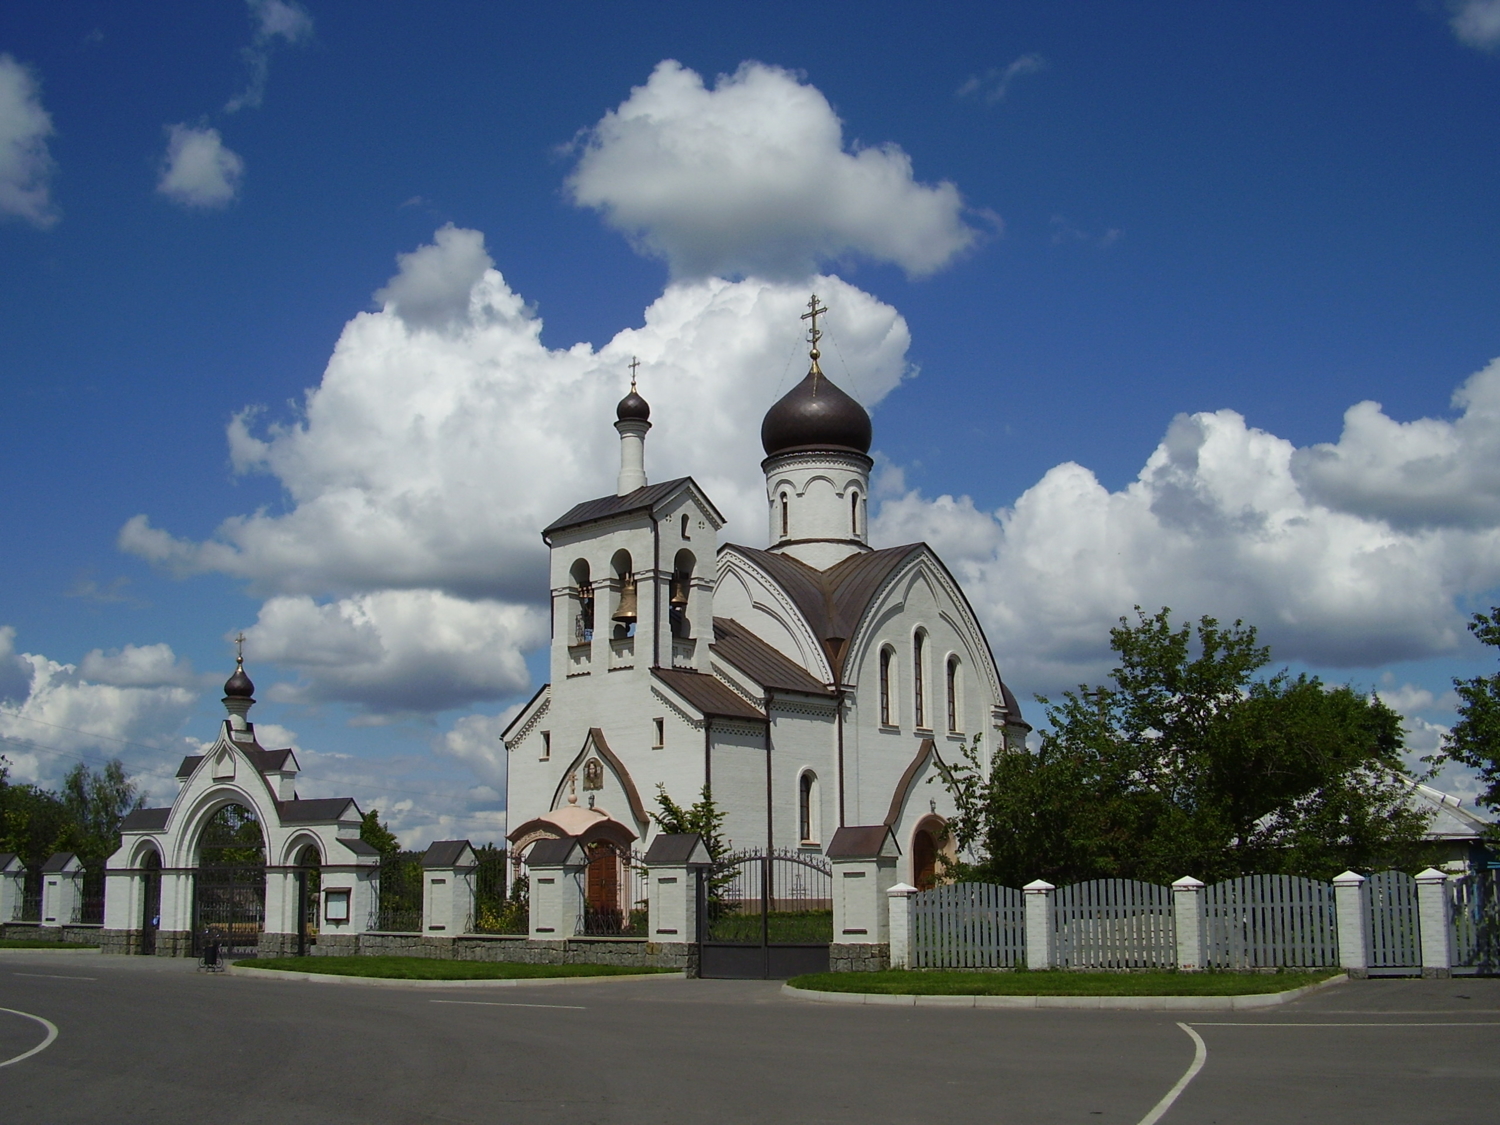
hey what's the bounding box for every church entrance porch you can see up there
[192,803,266,959]
[698,850,832,978]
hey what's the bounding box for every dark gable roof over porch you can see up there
[542,477,725,540]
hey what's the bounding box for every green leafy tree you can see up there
[942,607,1430,886]
[61,759,144,859]
[651,783,729,860]
[358,808,401,860]
[1442,607,1500,828]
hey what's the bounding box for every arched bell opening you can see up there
[192,802,267,958]
[670,548,696,639]
[609,549,636,639]
[570,558,594,644]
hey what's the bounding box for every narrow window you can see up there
[799,772,817,843]
[540,731,551,760]
[681,513,690,540]
[653,717,665,749]
[780,492,789,539]
[913,632,926,729]
[946,656,960,733]
[879,647,893,726]
[851,491,859,535]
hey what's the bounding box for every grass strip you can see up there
[235,955,679,980]
[0,939,100,949]
[787,968,1342,996]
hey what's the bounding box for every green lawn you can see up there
[0,938,99,949]
[787,968,1343,996]
[236,956,680,980]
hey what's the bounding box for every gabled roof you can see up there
[120,807,171,833]
[339,838,382,858]
[0,852,21,872]
[500,683,549,744]
[527,837,584,866]
[826,825,901,859]
[423,840,476,868]
[42,852,79,873]
[724,543,922,680]
[542,477,724,540]
[652,668,766,722]
[175,745,298,780]
[277,797,360,824]
[550,728,649,830]
[711,617,831,696]
[642,833,713,866]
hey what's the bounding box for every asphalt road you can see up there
[1,950,1497,1124]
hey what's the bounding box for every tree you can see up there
[61,759,144,858]
[1442,607,1500,824]
[942,607,1431,886]
[358,808,401,860]
[651,783,729,860]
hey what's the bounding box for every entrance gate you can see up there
[192,803,267,958]
[698,850,832,979]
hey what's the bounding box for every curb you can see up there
[226,965,687,989]
[781,972,1347,1010]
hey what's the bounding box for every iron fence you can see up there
[472,845,528,934]
[913,881,1025,968]
[1053,879,1176,969]
[372,851,423,933]
[72,859,106,925]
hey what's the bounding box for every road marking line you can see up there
[430,1000,586,1010]
[1136,1022,1206,1125]
[1191,1021,1500,1027]
[12,972,96,981]
[0,1007,59,1069]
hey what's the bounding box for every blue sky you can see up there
[2,2,1499,843]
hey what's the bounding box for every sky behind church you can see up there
[3,2,1499,843]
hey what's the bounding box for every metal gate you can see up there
[1451,868,1500,975]
[193,864,266,958]
[1367,869,1422,973]
[698,850,832,978]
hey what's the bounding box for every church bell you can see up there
[612,572,638,624]
[669,573,690,610]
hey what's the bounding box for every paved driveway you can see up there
[1,950,1496,1124]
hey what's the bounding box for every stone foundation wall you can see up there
[1,922,104,945]
[257,932,305,958]
[830,942,890,972]
[306,932,696,973]
[155,930,193,957]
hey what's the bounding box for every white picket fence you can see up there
[892,867,1488,974]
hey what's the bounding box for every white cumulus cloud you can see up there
[156,124,244,208]
[1450,0,1500,50]
[0,54,58,228]
[567,60,979,280]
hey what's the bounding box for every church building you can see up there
[502,298,1030,897]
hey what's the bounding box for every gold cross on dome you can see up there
[801,294,827,349]
[628,356,640,390]
[234,632,246,664]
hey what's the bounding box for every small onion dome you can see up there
[616,387,651,422]
[223,660,255,700]
[761,369,872,457]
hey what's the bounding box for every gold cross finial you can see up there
[628,356,640,390]
[567,772,578,805]
[234,632,246,665]
[801,294,827,375]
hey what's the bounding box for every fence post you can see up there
[1023,880,1056,970]
[422,841,478,937]
[0,854,23,923]
[526,837,586,940]
[1333,870,1369,977]
[1172,876,1206,971]
[886,883,917,969]
[40,853,82,929]
[642,833,712,944]
[1415,867,1454,978]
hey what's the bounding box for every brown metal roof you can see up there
[542,477,725,539]
[825,825,900,859]
[652,668,766,721]
[725,544,923,680]
[711,618,831,695]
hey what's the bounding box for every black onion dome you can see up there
[616,388,651,422]
[761,370,872,457]
[223,661,255,700]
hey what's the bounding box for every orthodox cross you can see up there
[234,632,246,664]
[628,355,640,390]
[801,294,826,350]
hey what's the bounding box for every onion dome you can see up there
[761,368,872,457]
[223,658,255,700]
[616,387,650,422]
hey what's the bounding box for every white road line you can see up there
[0,1007,59,1069]
[1135,1022,1206,1125]
[12,972,96,981]
[430,1000,586,1010]
[1191,1021,1500,1027]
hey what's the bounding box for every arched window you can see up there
[879,646,895,726]
[913,631,927,729]
[946,655,960,733]
[799,771,819,844]
[851,491,859,535]
[780,492,789,539]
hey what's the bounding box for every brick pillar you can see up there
[1172,876,1207,971]
[0,854,24,923]
[885,883,917,969]
[1333,870,1369,977]
[1023,879,1056,970]
[40,853,82,928]
[1415,867,1454,978]
[526,837,585,940]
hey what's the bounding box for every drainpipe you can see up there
[651,515,661,669]
[765,691,775,854]
[835,685,847,827]
[703,717,712,793]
